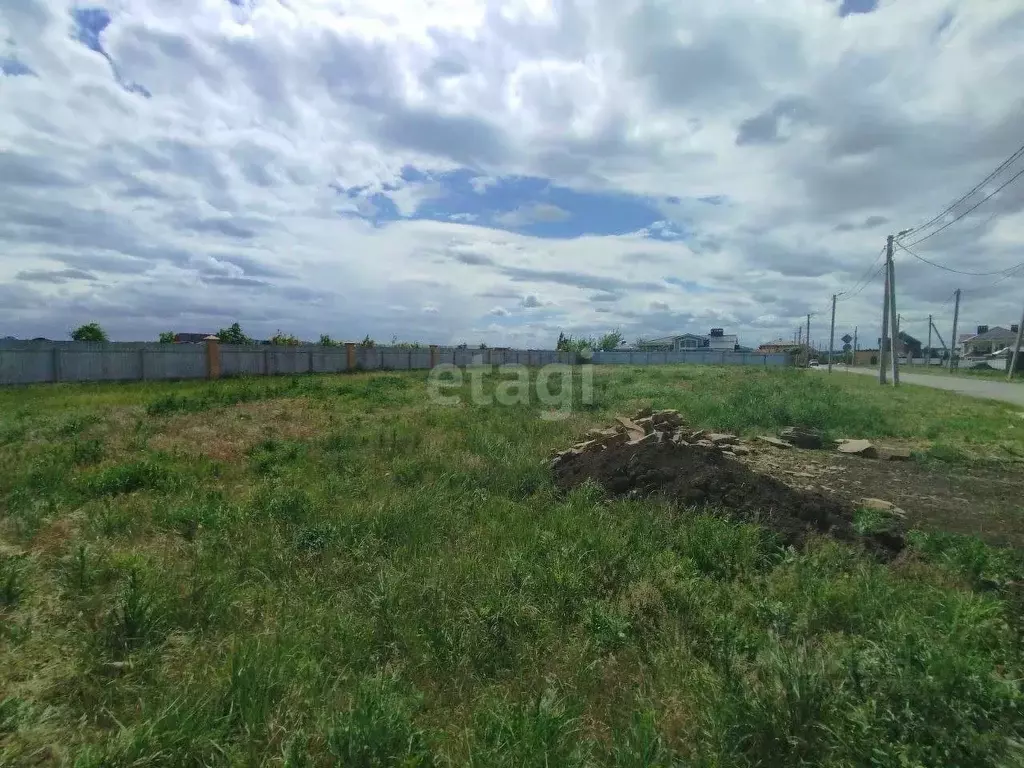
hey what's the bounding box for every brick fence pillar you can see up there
[204,336,221,379]
[429,344,439,368]
[345,342,356,371]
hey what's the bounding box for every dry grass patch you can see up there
[148,398,330,462]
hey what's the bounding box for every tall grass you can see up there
[0,366,1021,764]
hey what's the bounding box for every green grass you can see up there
[1,366,1023,765]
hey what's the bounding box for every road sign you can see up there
[843,343,852,352]
[841,334,852,344]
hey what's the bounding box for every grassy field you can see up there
[2,366,1023,765]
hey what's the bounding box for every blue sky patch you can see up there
[0,56,34,77]
[70,7,151,98]
[335,166,695,240]
[838,0,878,17]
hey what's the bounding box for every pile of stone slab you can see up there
[550,408,754,468]
[755,428,912,461]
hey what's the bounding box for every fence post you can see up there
[346,342,356,371]
[139,347,147,380]
[430,344,439,368]
[53,346,61,383]
[204,336,221,379]
[308,348,314,374]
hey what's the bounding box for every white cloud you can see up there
[493,202,571,228]
[0,0,1022,349]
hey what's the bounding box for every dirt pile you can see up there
[552,410,904,557]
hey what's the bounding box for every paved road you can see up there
[825,365,1024,407]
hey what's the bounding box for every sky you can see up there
[1,0,1023,348]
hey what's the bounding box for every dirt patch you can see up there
[554,439,904,557]
[744,444,1024,549]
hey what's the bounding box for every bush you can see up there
[270,330,301,346]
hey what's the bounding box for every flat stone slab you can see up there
[861,498,907,517]
[836,439,878,458]
[758,435,794,449]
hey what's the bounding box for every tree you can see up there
[217,323,251,345]
[556,334,594,354]
[70,323,107,342]
[158,331,176,344]
[359,335,375,348]
[270,330,300,346]
[318,334,339,347]
[597,329,624,351]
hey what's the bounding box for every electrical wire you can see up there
[962,263,1024,294]
[898,165,1024,249]
[841,261,887,300]
[898,141,1024,241]
[837,245,887,302]
[895,240,1024,276]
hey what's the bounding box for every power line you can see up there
[899,165,1024,248]
[894,240,1024,276]
[898,141,1024,241]
[962,263,1024,293]
[837,245,887,301]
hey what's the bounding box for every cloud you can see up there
[16,268,97,283]
[489,306,510,316]
[0,0,1020,351]
[520,294,544,308]
[493,203,571,228]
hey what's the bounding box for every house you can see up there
[757,339,800,354]
[958,325,1019,357]
[173,332,214,344]
[636,328,740,352]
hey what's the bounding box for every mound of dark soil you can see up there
[553,440,904,557]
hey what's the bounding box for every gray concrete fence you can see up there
[0,339,792,386]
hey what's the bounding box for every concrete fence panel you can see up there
[310,349,349,373]
[0,340,796,385]
[267,349,312,375]
[410,350,431,369]
[58,346,143,382]
[141,346,207,380]
[354,347,377,369]
[220,346,267,377]
[0,346,56,384]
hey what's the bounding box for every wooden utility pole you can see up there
[852,326,858,365]
[887,236,900,386]
[926,315,932,367]
[797,327,802,346]
[949,288,961,370]
[805,313,811,366]
[1009,305,1024,380]
[828,294,836,373]
[879,237,891,384]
